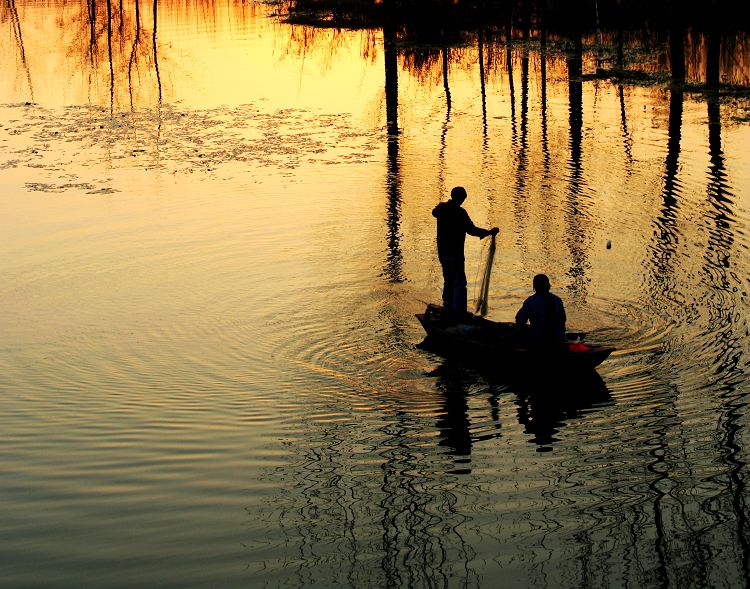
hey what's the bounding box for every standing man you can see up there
[432,186,498,314]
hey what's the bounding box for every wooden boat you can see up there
[416,304,615,372]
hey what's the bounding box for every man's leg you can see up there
[441,257,467,312]
[452,259,467,313]
[441,259,454,309]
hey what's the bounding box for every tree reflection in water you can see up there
[269,394,483,588]
[564,32,591,303]
[3,1,292,110]
[7,1,746,114]
[67,0,165,110]
[702,87,750,582]
[3,3,750,587]
[383,0,403,285]
[267,351,617,585]
[4,0,34,100]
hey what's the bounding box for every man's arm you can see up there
[464,211,499,238]
[515,300,530,325]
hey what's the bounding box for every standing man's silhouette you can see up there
[432,186,498,314]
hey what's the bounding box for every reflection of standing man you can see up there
[432,186,498,314]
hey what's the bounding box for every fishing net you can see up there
[474,233,496,316]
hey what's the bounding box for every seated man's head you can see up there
[450,186,467,204]
[533,274,551,293]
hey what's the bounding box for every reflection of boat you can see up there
[416,304,615,372]
[514,369,613,450]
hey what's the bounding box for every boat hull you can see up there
[416,304,615,372]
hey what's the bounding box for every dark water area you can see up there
[286,0,750,33]
[1,1,750,588]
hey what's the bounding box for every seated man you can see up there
[515,274,566,349]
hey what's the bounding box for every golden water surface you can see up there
[2,2,750,587]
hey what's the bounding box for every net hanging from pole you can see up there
[474,234,496,317]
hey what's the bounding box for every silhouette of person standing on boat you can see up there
[515,274,567,350]
[432,186,498,314]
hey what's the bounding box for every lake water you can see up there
[2,2,750,587]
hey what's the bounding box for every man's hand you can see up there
[490,227,500,236]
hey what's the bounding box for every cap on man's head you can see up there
[533,274,551,293]
[450,186,467,201]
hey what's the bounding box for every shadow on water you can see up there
[511,370,612,453]
[264,337,614,585]
[424,342,613,454]
[428,361,494,474]
[434,372,473,472]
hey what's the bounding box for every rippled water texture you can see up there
[2,2,750,588]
